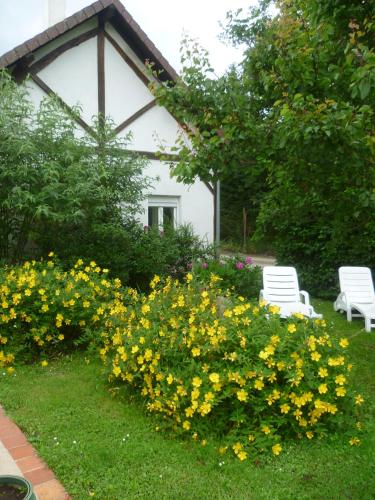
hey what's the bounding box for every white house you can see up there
[0,0,214,241]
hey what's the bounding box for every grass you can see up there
[1,301,375,499]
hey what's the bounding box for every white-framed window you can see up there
[148,196,180,229]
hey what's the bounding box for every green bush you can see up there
[192,255,262,299]
[0,256,124,367]
[100,275,364,459]
[127,224,214,291]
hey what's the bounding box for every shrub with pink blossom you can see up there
[193,255,261,299]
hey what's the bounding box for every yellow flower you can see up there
[182,421,191,430]
[339,338,349,348]
[236,389,248,402]
[272,443,282,455]
[198,402,212,416]
[355,394,364,405]
[311,351,321,362]
[186,273,193,283]
[209,373,220,384]
[318,384,328,394]
[112,365,121,377]
[131,345,139,354]
[254,379,264,390]
[58,334,64,341]
[191,388,200,400]
[306,431,314,440]
[167,374,174,385]
[248,434,256,442]
[191,347,201,357]
[192,377,202,388]
[287,324,296,333]
[41,360,48,367]
[204,392,214,402]
[7,367,15,375]
[336,387,346,397]
[232,442,242,454]
[280,403,290,414]
[349,437,360,446]
[237,451,247,461]
[318,367,328,378]
[185,407,194,418]
[335,374,346,386]
[262,425,271,435]
[141,304,150,314]
[269,305,280,315]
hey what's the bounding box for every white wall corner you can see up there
[44,0,66,27]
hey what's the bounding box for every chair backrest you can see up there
[338,267,375,304]
[263,266,301,304]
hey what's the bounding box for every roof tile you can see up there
[0,0,178,81]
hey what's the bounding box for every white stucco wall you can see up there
[118,104,182,153]
[104,38,154,126]
[38,36,98,124]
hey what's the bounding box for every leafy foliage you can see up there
[150,35,269,246]
[192,255,261,299]
[0,256,123,367]
[0,70,150,263]
[227,0,375,296]
[100,274,364,460]
[153,1,375,296]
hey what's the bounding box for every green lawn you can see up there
[1,301,375,499]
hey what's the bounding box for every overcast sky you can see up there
[0,0,256,75]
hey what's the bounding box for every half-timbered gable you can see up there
[0,0,214,241]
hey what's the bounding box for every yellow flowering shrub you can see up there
[0,255,123,367]
[100,274,364,459]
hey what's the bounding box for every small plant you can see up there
[192,255,261,299]
[100,274,364,460]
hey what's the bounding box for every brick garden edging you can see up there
[0,406,70,500]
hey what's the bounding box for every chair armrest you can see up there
[300,290,310,306]
[334,292,349,311]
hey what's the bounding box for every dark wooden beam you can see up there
[11,55,34,83]
[29,27,100,74]
[30,73,97,139]
[97,17,106,120]
[104,30,150,87]
[114,99,156,135]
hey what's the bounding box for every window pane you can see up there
[148,206,159,227]
[163,207,174,227]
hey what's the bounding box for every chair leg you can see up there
[347,308,352,322]
[365,317,371,332]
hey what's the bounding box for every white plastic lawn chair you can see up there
[334,266,375,332]
[260,266,322,319]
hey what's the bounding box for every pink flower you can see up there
[236,262,244,270]
[201,262,208,269]
[245,256,253,265]
[187,262,193,270]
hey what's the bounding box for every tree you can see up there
[153,0,375,295]
[226,0,375,295]
[151,35,270,247]
[0,70,151,263]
